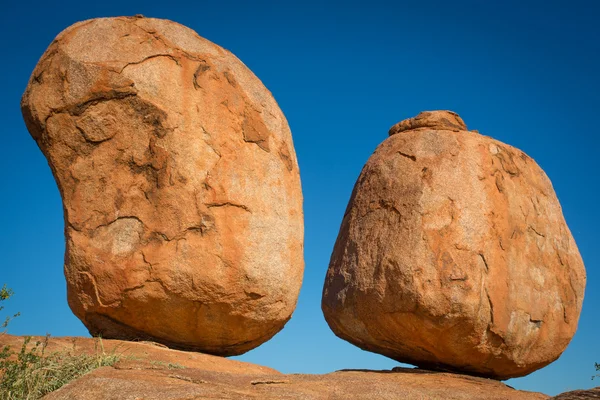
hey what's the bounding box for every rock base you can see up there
[0,335,549,400]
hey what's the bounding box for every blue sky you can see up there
[1,0,598,396]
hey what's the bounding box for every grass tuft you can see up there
[0,335,119,400]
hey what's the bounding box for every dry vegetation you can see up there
[0,285,119,399]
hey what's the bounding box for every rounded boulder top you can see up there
[322,110,585,379]
[21,16,304,355]
[388,110,467,135]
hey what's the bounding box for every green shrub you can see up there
[0,285,120,399]
[1,284,20,332]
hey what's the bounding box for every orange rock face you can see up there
[21,16,304,355]
[0,335,548,400]
[322,111,586,379]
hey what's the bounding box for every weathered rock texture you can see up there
[551,387,600,399]
[0,335,549,400]
[322,111,586,379]
[21,16,304,355]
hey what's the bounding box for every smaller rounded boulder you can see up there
[322,111,586,379]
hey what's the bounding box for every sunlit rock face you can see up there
[322,110,585,379]
[21,16,304,355]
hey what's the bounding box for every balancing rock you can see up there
[22,16,304,355]
[322,111,585,379]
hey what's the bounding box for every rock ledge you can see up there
[0,335,549,400]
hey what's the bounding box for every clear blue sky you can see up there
[1,0,598,396]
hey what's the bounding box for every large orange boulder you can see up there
[322,111,585,379]
[21,16,304,355]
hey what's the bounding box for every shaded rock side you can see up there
[0,335,548,400]
[322,110,586,379]
[21,16,304,355]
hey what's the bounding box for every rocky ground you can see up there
[0,334,567,400]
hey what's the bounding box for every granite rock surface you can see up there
[322,111,585,379]
[21,16,304,355]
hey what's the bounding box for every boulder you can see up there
[551,387,600,399]
[21,16,304,355]
[322,111,586,379]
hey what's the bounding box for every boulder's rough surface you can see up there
[0,334,278,376]
[551,387,600,399]
[21,16,304,355]
[322,111,586,379]
[0,335,547,400]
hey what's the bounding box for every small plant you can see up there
[150,360,186,370]
[168,362,185,370]
[1,284,20,333]
[0,284,18,382]
[0,285,120,399]
[150,359,166,368]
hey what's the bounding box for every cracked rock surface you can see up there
[322,110,586,379]
[21,16,304,355]
[0,335,548,400]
